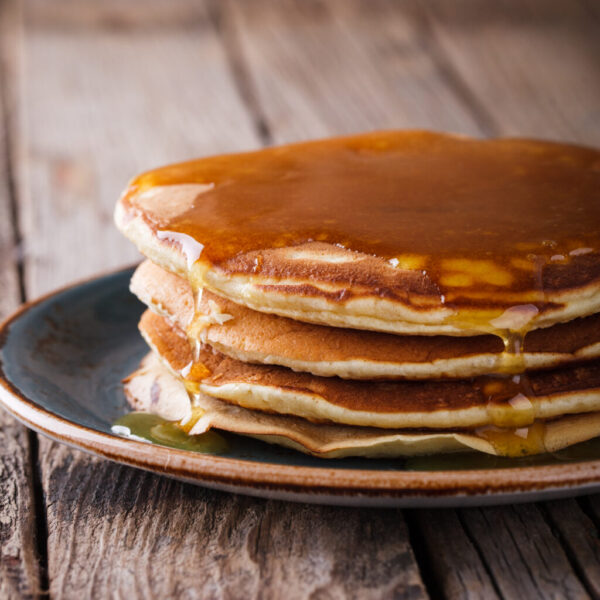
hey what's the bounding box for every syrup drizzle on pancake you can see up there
[123,131,600,299]
[122,131,600,456]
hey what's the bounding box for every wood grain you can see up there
[0,0,43,597]
[544,499,600,598]
[417,0,600,144]
[41,443,426,599]
[20,0,260,296]
[221,0,483,143]
[458,505,590,599]
[0,417,40,600]
[412,510,500,600]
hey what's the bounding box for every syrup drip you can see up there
[483,330,534,429]
[178,406,206,434]
[476,260,548,435]
[188,287,207,365]
[475,421,547,456]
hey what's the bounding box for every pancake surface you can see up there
[123,352,600,459]
[131,260,600,379]
[138,309,600,431]
[116,131,600,336]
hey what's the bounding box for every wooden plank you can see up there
[0,418,41,600]
[19,1,428,598]
[412,510,500,600]
[458,505,590,599]
[41,443,426,598]
[0,0,22,317]
[0,0,43,598]
[417,0,600,144]
[222,0,483,144]
[417,499,598,599]
[20,0,260,296]
[543,499,600,598]
[20,1,248,598]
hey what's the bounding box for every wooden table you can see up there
[1,1,599,597]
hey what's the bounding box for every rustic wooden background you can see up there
[1,0,599,598]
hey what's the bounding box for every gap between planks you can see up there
[206,0,273,146]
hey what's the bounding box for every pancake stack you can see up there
[114,131,600,458]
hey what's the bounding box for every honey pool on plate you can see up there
[111,410,600,471]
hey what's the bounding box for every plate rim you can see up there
[2,265,600,501]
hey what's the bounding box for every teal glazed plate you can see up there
[2,266,600,507]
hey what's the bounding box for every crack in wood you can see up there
[208,0,273,146]
[411,508,501,600]
[459,505,591,599]
[539,500,600,599]
[0,0,25,305]
[406,3,500,138]
[27,431,50,599]
[404,510,445,600]
[455,509,505,600]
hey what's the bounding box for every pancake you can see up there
[131,260,600,380]
[123,352,600,458]
[115,131,600,338]
[138,309,600,431]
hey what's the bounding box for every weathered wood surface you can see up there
[545,499,600,598]
[41,444,426,599]
[412,510,500,600]
[0,0,599,598]
[0,1,43,598]
[222,0,484,142]
[456,505,590,599]
[20,0,260,296]
[418,0,600,144]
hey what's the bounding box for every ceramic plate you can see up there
[2,267,600,507]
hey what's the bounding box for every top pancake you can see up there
[115,131,600,336]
